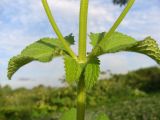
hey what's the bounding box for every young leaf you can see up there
[84,57,100,89]
[64,56,83,84]
[8,34,74,80]
[60,108,76,120]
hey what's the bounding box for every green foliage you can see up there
[64,56,83,84]
[84,57,100,89]
[89,32,137,56]
[89,32,136,49]
[8,35,74,80]
[2,67,160,120]
[89,32,160,64]
[60,108,76,120]
[8,56,35,80]
[64,55,100,88]
[89,32,106,47]
[105,95,160,120]
[121,66,160,92]
[96,113,110,120]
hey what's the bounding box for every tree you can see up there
[113,0,128,6]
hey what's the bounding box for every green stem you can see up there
[42,0,77,60]
[78,0,89,62]
[77,0,88,119]
[77,76,86,120]
[100,0,135,45]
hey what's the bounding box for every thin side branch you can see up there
[42,0,77,60]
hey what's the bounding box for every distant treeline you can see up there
[0,66,160,120]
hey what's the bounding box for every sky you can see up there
[0,0,160,88]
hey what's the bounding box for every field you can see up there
[0,66,160,120]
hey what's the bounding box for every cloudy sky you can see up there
[0,0,160,88]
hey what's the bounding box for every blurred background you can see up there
[0,0,160,120]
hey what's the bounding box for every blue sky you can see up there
[0,0,160,88]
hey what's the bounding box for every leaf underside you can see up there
[8,34,74,80]
[127,37,160,64]
[89,32,160,64]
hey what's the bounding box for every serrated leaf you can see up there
[53,34,75,51]
[8,56,34,80]
[64,56,83,84]
[8,34,74,80]
[89,32,106,46]
[89,32,137,56]
[60,108,76,120]
[84,57,100,89]
[21,38,64,62]
[127,37,160,64]
[89,32,160,64]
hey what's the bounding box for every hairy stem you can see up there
[42,0,77,60]
[78,0,89,62]
[77,76,86,120]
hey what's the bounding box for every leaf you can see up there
[64,56,83,84]
[89,32,137,56]
[127,37,160,64]
[89,32,160,64]
[60,108,76,120]
[8,56,34,80]
[89,32,106,47]
[96,113,110,120]
[8,34,74,80]
[84,57,100,89]
[53,34,75,51]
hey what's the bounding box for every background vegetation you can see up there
[0,66,160,120]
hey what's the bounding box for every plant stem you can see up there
[100,0,135,44]
[77,76,86,120]
[42,0,77,60]
[77,0,89,119]
[78,0,89,63]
